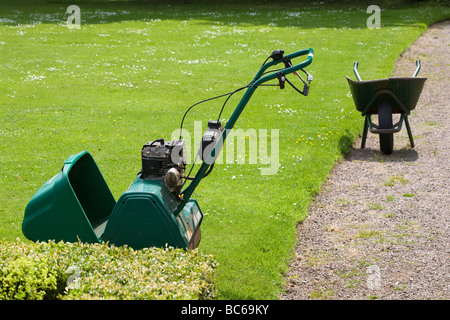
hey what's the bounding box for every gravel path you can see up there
[281,20,449,300]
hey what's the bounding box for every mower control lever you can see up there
[303,69,313,82]
[277,73,286,89]
[270,49,285,61]
[275,55,313,96]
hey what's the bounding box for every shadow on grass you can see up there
[0,0,448,29]
[338,131,354,156]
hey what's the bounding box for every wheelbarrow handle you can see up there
[353,61,362,81]
[413,59,421,77]
[353,59,421,80]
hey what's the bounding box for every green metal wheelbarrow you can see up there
[346,60,426,154]
[22,48,314,250]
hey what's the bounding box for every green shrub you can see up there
[0,257,59,300]
[0,240,217,300]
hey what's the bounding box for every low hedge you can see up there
[0,240,217,300]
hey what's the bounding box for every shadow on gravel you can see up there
[338,126,419,163]
[347,146,419,163]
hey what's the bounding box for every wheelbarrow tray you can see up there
[346,76,427,115]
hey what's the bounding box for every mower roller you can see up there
[22,48,314,250]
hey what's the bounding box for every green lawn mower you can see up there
[22,48,314,250]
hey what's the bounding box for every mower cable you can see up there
[215,64,299,122]
[179,53,301,185]
[260,55,271,67]
[179,53,292,140]
[178,84,250,140]
[216,84,250,122]
[181,155,198,182]
[261,68,284,76]
[181,148,215,186]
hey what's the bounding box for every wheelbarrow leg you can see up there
[404,114,415,148]
[361,115,369,149]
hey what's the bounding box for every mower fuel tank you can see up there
[100,174,203,250]
[198,120,223,162]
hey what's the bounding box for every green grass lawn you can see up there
[0,0,448,299]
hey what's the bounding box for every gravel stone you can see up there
[281,20,449,300]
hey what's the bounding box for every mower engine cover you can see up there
[101,175,203,250]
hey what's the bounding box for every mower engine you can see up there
[141,120,223,195]
[141,139,187,194]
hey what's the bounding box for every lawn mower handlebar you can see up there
[253,48,314,86]
[176,48,314,211]
[280,47,314,71]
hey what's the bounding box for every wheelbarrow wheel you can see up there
[378,102,394,154]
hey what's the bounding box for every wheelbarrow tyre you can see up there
[378,102,394,154]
